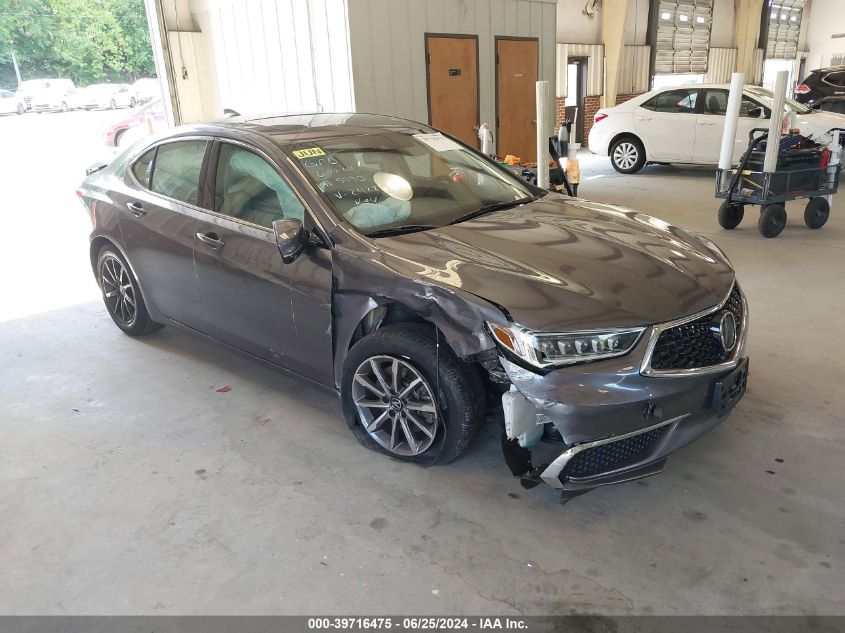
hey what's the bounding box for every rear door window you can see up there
[131,148,156,188]
[642,89,699,113]
[823,71,845,87]
[150,140,208,206]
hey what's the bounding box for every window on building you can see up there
[763,0,806,60]
[653,0,713,74]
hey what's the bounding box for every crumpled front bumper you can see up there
[499,325,749,497]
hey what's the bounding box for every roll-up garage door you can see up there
[654,0,713,74]
[765,0,806,60]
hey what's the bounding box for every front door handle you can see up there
[636,116,652,122]
[127,201,146,217]
[698,121,717,126]
[196,231,224,249]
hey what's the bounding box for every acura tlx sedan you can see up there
[78,113,749,502]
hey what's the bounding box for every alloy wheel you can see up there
[100,254,137,326]
[351,355,439,456]
[612,142,639,170]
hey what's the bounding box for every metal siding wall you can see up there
[618,45,650,94]
[705,47,737,83]
[189,0,355,118]
[347,0,557,138]
[752,48,764,84]
[556,43,604,97]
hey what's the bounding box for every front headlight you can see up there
[486,322,645,370]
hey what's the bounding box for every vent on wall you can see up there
[654,0,713,74]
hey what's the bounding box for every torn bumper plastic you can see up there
[499,336,749,497]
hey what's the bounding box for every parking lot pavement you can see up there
[1,113,844,615]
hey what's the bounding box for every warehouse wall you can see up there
[556,0,649,46]
[804,0,845,70]
[346,0,557,141]
[191,0,355,117]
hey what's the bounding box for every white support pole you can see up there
[718,72,745,170]
[763,70,788,174]
[536,80,550,189]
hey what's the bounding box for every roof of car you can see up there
[194,112,435,147]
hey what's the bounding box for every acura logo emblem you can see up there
[710,311,738,352]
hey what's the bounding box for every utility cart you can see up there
[715,127,843,238]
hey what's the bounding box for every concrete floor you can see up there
[1,111,844,615]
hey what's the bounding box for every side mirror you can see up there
[747,107,763,119]
[272,218,308,264]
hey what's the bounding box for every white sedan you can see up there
[69,84,136,110]
[0,88,25,115]
[588,83,845,173]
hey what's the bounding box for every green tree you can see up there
[0,0,155,88]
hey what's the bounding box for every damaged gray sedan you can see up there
[78,113,749,502]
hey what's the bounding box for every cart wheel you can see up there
[803,197,830,229]
[718,201,745,229]
[758,204,787,238]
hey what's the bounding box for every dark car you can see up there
[795,66,845,113]
[77,113,749,502]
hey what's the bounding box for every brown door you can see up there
[426,35,479,147]
[496,37,539,162]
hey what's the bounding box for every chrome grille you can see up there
[649,285,744,371]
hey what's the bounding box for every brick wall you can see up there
[555,97,566,128]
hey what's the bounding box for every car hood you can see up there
[796,110,845,138]
[376,195,734,331]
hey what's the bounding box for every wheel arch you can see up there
[332,292,500,389]
[89,236,156,316]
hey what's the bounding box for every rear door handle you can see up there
[196,231,224,249]
[636,116,652,121]
[698,121,717,126]
[127,201,146,217]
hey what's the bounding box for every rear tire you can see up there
[609,137,646,174]
[96,246,163,337]
[803,197,830,229]
[718,201,745,229]
[758,204,787,238]
[341,323,483,465]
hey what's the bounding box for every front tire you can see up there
[341,323,483,465]
[718,201,745,229]
[96,247,163,336]
[610,137,646,174]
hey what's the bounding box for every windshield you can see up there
[745,86,811,114]
[290,131,535,236]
